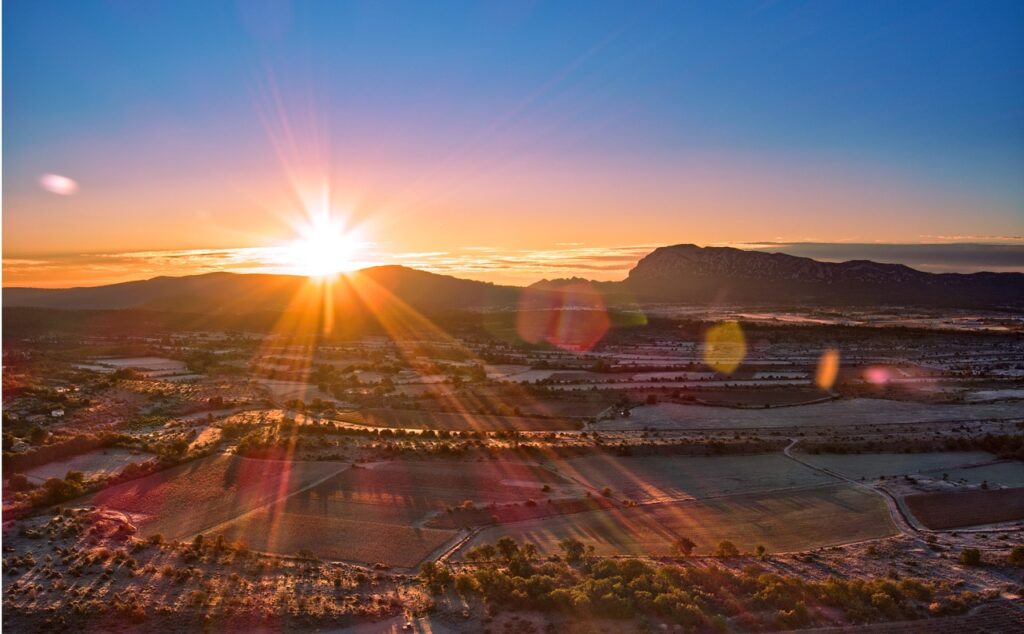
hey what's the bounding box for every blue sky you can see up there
[4,0,1023,285]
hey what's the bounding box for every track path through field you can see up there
[783,439,1024,536]
[783,438,924,537]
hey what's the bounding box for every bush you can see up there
[41,477,84,505]
[1009,545,1024,567]
[673,536,696,556]
[419,560,452,592]
[959,548,982,567]
[558,537,586,564]
[7,473,32,492]
[714,540,740,558]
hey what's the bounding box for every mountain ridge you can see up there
[5,245,1023,312]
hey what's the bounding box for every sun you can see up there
[286,213,360,278]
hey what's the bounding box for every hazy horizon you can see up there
[4,240,1023,289]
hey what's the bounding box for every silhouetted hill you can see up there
[5,246,1022,314]
[624,244,1024,308]
[3,267,520,314]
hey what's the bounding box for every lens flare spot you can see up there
[815,348,840,390]
[39,173,78,195]
[516,281,609,352]
[864,366,890,385]
[703,321,746,374]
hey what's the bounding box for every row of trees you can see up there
[423,538,976,629]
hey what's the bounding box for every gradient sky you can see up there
[4,0,1024,287]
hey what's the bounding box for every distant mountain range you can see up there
[5,245,1023,313]
[619,244,1024,308]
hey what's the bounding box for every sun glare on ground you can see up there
[286,212,361,279]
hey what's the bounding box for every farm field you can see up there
[462,390,616,418]
[23,448,155,484]
[799,452,998,481]
[939,461,1024,487]
[212,459,582,567]
[88,454,346,539]
[905,487,1024,529]
[214,509,456,568]
[690,386,832,407]
[595,398,1024,431]
[552,454,839,503]
[310,460,579,508]
[257,379,336,402]
[73,356,192,377]
[462,484,897,557]
[360,408,581,431]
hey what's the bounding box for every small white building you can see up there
[51,409,65,418]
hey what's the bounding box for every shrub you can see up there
[454,572,477,596]
[673,536,696,556]
[558,537,586,564]
[960,548,982,566]
[1009,545,1024,567]
[7,473,32,491]
[41,477,84,505]
[714,540,740,558]
[419,560,452,592]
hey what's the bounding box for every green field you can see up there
[462,484,897,557]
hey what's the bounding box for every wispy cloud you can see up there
[2,244,655,288]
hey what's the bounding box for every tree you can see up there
[714,540,740,558]
[419,560,451,592]
[559,537,586,564]
[673,536,696,556]
[521,542,538,560]
[454,572,476,596]
[466,543,496,562]
[960,548,982,566]
[496,536,520,563]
